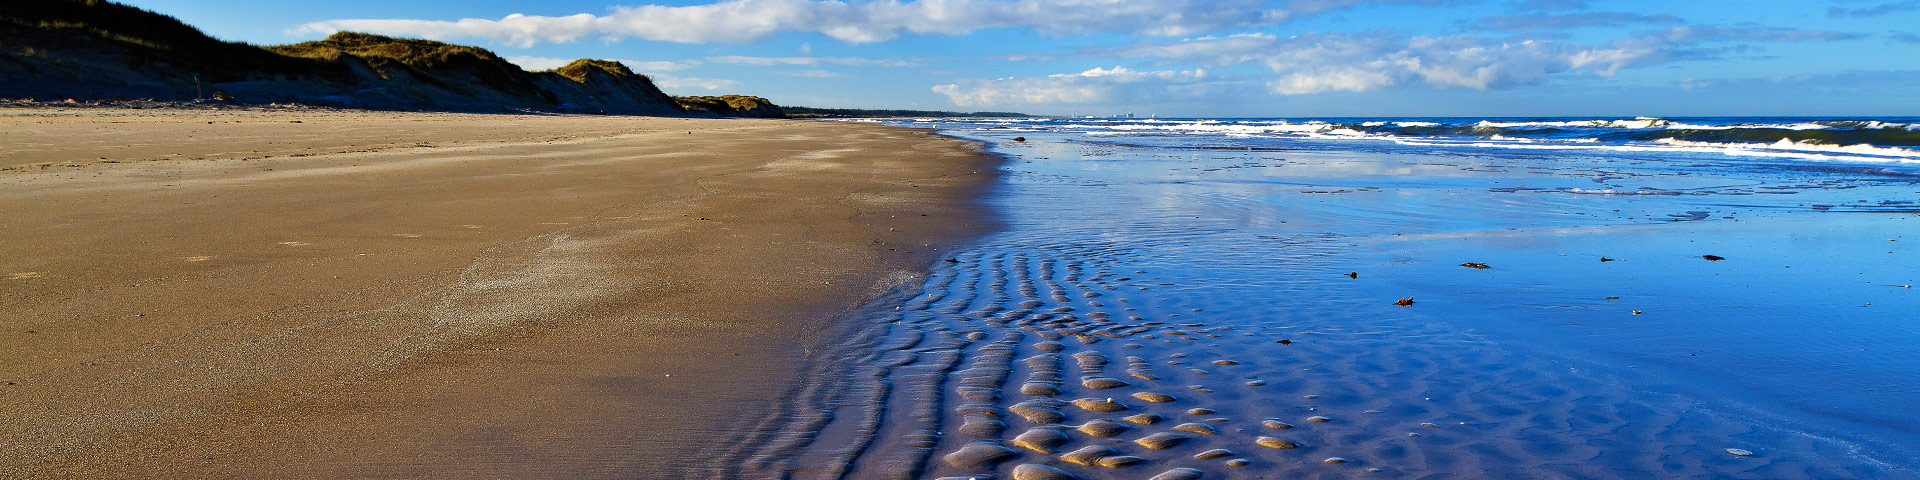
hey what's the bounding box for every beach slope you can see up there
[0,108,995,478]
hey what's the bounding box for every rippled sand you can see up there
[730,122,1919,479]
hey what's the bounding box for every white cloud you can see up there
[504,56,699,73]
[705,55,916,67]
[504,56,577,71]
[778,69,849,78]
[1106,31,1670,94]
[291,0,1391,47]
[651,75,742,91]
[932,66,1216,106]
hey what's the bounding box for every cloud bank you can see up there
[292,0,1402,47]
[933,66,1217,107]
[933,23,1865,106]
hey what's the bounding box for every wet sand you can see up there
[748,121,1919,479]
[0,108,998,478]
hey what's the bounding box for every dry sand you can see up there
[0,107,998,478]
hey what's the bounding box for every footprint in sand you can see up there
[7,272,44,280]
[182,256,212,262]
[392,233,422,238]
[277,241,309,246]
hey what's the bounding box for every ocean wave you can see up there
[1653,137,1920,159]
[1475,117,1671,129]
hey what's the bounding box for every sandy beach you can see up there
[0,107,998,478]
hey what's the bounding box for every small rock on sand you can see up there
[944,442,1017,469]
[1013,463,1076,480]
[1134,432,1193,450]
[1148,467,1205,480]
[1060,445,1121,466]
[1226,459,1250,467]
[1256,436,1300,449]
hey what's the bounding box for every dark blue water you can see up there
[751,117,1920,479]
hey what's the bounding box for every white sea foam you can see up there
[1476,118,1671,129]
[1654,137,1920,159]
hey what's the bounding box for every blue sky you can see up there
[120,0,1920,116]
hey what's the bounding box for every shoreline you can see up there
[0,108,1002,478]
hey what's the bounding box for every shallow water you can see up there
[729,117,1920,479]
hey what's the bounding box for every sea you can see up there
[724,117,1920,479]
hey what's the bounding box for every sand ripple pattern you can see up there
[722,240,1882,479]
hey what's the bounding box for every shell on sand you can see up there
[1134,431,1193,450]
[1012,463,1078,480]
[944,441,1017,469]
[1072,397,1129,413]
[1012,427,1072,453]
[1131,392,1177,403]
[1077,419,1131,437]
[1226,459,1250,467]
[1256,436,1301,449]
[1193,448,1235,460]
[1148,467,1206,480]
[1172,422,1218,435]
[1060,445,1121,466]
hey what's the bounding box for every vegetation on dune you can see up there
[266,32,540,95]
[675,95,787,118]
[0,0,335,82]
[548,59,643,83]
[269,32,502,70]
